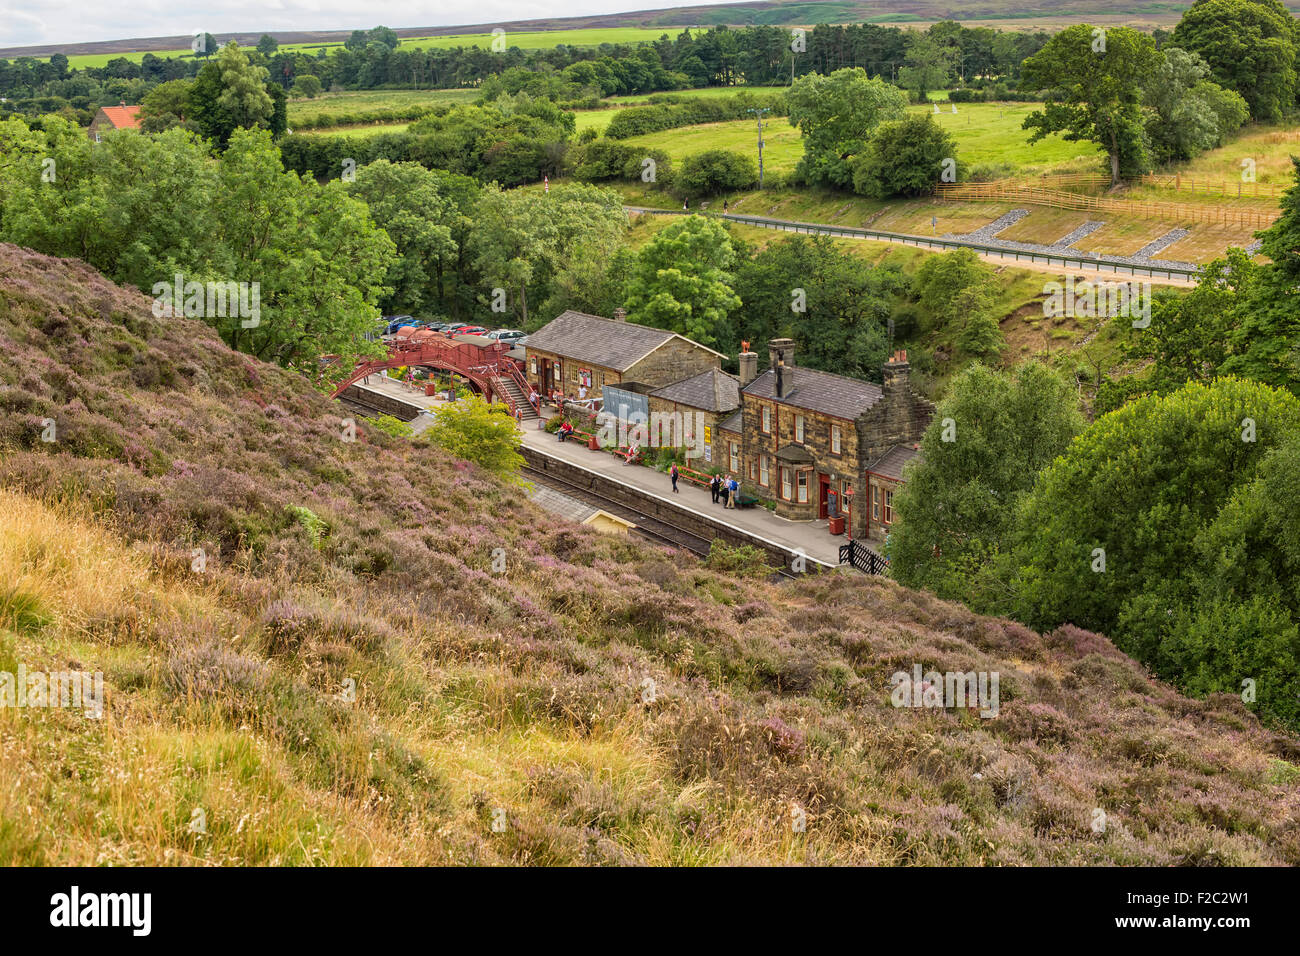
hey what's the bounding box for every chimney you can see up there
[767,338,795,399]
[883,349,911,395]
[738,350,758,387]
[119,100,126,107]
[612,307,627,322]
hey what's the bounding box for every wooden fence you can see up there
[1136,174,1281,199]
[934,181,1278,229]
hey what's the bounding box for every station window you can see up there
[729,441,740,472]
[831,424,842,455]
[781,467,792,500]
[760,455,769,487]
[795,415,804,443]
[872,484,881,520]
[884,489,895,524]
[761,405,772,434]
[797,471,809,503]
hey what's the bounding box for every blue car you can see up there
[383,315,415,335]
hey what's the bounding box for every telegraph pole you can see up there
[748,106,770,189]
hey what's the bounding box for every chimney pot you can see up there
[612,308,627,322]
[738,350,758,388]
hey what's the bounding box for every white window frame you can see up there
[729,441,739,472]
[781,467,792,500]
[760,454,770,487]
[797,471,809,503]
[761,405,772,434]
[795,414,804,444]
[831,424,842,455]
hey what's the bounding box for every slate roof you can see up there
[717,409,743,434]
[868,444,920,481]
[525,310,725,372]
[743,366,882,420]
[650,367,740,413]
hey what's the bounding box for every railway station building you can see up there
[523,309,725,403]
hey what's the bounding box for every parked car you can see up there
[454,326,489,336]
[383,314,414,335]
[439,323,472,334]
[486,329,526,342]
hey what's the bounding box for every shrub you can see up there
[852,114,958,198]
[674,149,758,198]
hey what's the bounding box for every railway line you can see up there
[521,465,800,579]
[522,465,712,555]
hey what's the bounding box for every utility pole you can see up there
[748,106,771,189]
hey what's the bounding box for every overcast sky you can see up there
[2,0,740,48]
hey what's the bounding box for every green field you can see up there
[287,88,476,120]
[622,118,805,176]
[604,86,779,103]
[62,27,694,68]
[907,102,1101,174]
[296,122,412,137]
[573,108,620,133]
[613,101,1100,180]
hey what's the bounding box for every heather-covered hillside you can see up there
[1,241,1297,865]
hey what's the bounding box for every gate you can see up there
[838,539,889,575]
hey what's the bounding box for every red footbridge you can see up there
[330,326,537,421]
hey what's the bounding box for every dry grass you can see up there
[1,241,1298,866]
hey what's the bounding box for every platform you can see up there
[518,424,849,568]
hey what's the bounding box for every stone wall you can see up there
[645,395,729,467]
[519,444,831,573]
[850,356,934,538]
[626,337,721,390]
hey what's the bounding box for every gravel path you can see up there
[941,209,1029,242]
[941,210,1200,274]
[1052,220,1105,248]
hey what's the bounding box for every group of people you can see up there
[710,473,740,508]
[556,420,574,442]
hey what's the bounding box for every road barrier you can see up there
[624,206,1204,282]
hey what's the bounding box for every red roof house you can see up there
[88,102,142,141]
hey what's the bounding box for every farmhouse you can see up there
[523,308,725,403]
[88,102,142,142]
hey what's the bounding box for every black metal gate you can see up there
[838,539,889,575]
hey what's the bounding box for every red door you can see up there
[818,474,830,519]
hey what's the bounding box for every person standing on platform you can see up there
[719,475,730,508]
[710,474,720,503]
[727,476,739,508]
[670,462,680,493]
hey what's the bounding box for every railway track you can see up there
[337,390,421,424]
[522,465,799,579]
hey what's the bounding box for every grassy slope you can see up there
[1,241,1298,865]
[608,101,1281,262]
